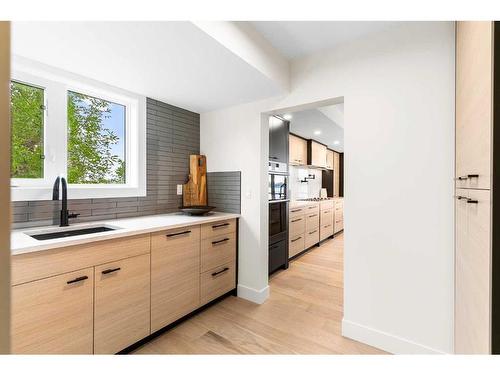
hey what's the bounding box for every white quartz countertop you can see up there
[11,211,240,256]
[290,197,343,208]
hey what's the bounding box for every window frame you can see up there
[10,59,146,201]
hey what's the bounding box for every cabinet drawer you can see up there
[320,208,333,225]
[289,234,305,258]
[11,268,94,354]
[334,219,344,233]
[304,204,319,215]
[289,215,306,237]
[289,206,305,218]
[201,232,236,273]
[201,262,236,305]
[305,212,320,231]
[151,226,200,332]
[201,219,236,239]
[320,200,334,210]
[11,234,150,286]
[94,254,150,354]
[305,228,320,249]
[320,223,334,241]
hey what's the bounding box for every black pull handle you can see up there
[211,267,229,277]
[212,223,230,229]
[309,230,317,235]
[291,209,301,213]
[167,230,191,237]
[309,214,317,218]
[456,176,468,180]
[212,238,229,245]
[291,218,302,223]
[102,267,121,275]
[456,195,468,200]
[67,275,88,284]
[467,199,478,204]
[468,174,479,178]
[291,236,302,242]
[270,244,279,250]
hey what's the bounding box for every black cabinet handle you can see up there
[309,230,317,235]
[212,223,230,229]
[212,238,229,245]
[67,275,88,284]
[270,244,280,250]
[291,209,301,213]
[167,230,191,237]
[468,174,479,178]
[211,267,229,277]
[291,218,302,223]
[456,176,468,180]
[102,267,121,275]
[467,199,478,204]
[291,236,302,242]
[456,195,468,200]
[308,214,317,218]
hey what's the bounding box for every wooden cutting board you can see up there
[183,155,207,206]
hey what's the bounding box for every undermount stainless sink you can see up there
[27,225,119,241]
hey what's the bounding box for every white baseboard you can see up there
[342,319,448,354]
[237,284,269,304]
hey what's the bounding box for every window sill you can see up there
[11,185,146,202]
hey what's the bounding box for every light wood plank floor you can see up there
[133,233,385,354]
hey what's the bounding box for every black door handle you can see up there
[212,223,230,229]
[67,275,88,284]
[467,199,478,204]
[212,238,229,245]
[166,230,191,237]
[468,174,479,178]
[211,267,229,277]
[102,267,121,275]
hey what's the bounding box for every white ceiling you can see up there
[250,21,400,59]
[11,21,285,113]
[287,104,344,152]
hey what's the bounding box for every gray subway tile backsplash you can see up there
[11,98,240,229]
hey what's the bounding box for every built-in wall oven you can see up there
[268,160,289,274]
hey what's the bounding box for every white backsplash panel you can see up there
[289,166,323,200]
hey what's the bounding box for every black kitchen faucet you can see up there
[52,176,80,227]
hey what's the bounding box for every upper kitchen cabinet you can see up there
[308,140,327,168]
[289,134,307,166]
[326,149,334,170]
[269,116,289,163]
[456,21,493,190]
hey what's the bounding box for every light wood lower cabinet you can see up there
[151,226,201,332]
[455,188,491,354]
[94,254,151,354]
[11,268,94,354]
[289,235,305,258]
[201,262,236,305]
[305,229,320,249]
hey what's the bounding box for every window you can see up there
[67,91,126,184]
[10,59,146,201]
[10,81,45,179]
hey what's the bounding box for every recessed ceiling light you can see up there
[314,130,321,135]
[283,114,293,120]
[333,140,340,145]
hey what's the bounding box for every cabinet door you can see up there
[11,268,93,354]
[455,188,491,354]
[94,254,151,354]
[333,152,340,197]
[151,226,201,332]
[309,141,327,167]
[269,116,289,163]
[326,150,334,170]
[289,134,307,165]
[456,21,493,189]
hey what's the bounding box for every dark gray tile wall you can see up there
[12,98,202,229]
[206,172,241,214]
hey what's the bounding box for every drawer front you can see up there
[269,240,287,274]
[201,262,236,305]
[201,232,236,273]
[334,219,344,233]
[305,228,320,249]
[320,200,334,210]
[151,226,201,332]
[289,235,305,258]
[320,208,334,225]
[335,200,343,209]
[320,223,334,241]
[201,219,236,239]
[289,215,306,237]
[305,212,320,232]
[11,234,150,286]
[305,204,319,215]
[11,268,94,354]
[289,206,305,218]
[94,254,151,354]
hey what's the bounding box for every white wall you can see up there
[200,21,455,353]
